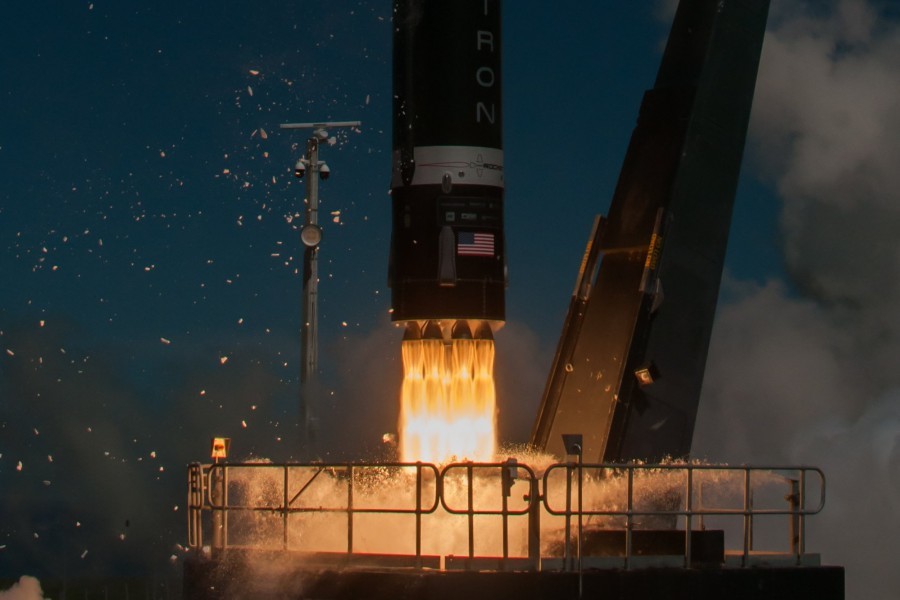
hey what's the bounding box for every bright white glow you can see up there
[399,338,496,463]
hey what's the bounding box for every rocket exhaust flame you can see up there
[400,320,497,463]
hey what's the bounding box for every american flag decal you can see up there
[457,232,495,257]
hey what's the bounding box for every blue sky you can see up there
[2,1,899,597]
[0,1,781,350]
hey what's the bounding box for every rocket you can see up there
[389,0,505,340]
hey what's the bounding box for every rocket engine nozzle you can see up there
[451,320,473,340]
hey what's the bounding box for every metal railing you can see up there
[540,463,825,569]
[187,461,825,571]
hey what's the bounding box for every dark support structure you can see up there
[184,556,844,600]
[532,0,771,462]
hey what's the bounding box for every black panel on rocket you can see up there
[389,0,505,326]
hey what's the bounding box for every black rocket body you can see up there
[390,0,505,327]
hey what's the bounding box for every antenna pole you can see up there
[280,120,361,458]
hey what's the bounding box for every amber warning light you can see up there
[210,437,231,462]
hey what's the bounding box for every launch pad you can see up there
[182,460,843,599]
[180,0,847,597]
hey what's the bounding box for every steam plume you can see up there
[695,2,900,598]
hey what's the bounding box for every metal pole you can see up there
[347,464,354,554]
[223,466,229,549]
[743,468,751,566]
[502,476,509,560]
[416,463,422,567]
[788,477,800,562]
[300,137,320,458]
[528,476,540,570]
[625,467,633,570]
[467,463,475,560]
[281,120,360,459]
[564,465,572,570]
[303,136,320,383]
[685,467,693,568]
[799,469,807,558]
[283,466,289,551]
[577,454,583,599]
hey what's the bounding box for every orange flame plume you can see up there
[400,336,496,463]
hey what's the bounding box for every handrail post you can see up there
[800,469,807,558]
[283,465,289,551]
[625,467,634,570]
[347,464,354,555]
[528,475,540,570]
[467,463,475,560]
[788,476,800,563]
[502,476,509,561]
[416,462,422,568]
[685,466,693,568]
[223,465,229,549]
[577,456,583,598]
[564,464,573,570]
[742,467,751,566]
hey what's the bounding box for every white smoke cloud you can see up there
[316,319,402,460]
[0,576,47,600]
[695,1,900,598]
[754,2,900,314]
[494,320,547,444]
